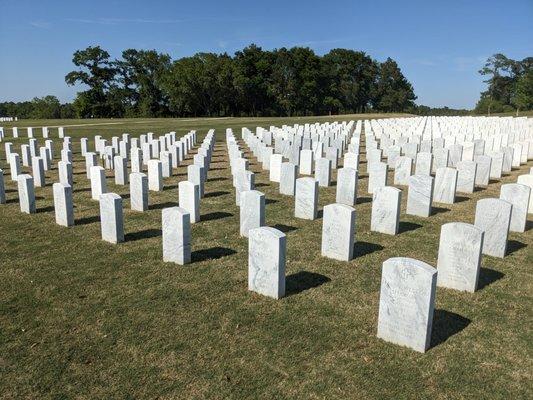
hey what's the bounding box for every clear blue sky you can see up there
[1,0,531,109]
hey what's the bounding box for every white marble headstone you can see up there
[437,222,483,292]
[474,198,511,258]
[248,227,286,299]
[500,183,530,233]
[371,186,401,235]
[321,203,355,261]
[377,257,437,353]
[162,206,191,265]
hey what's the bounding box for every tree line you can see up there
[475,53,532,114]
[0,44,418,119]
[4,48,528,120]
[0,96,75,120]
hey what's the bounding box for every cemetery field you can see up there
[1,115,532,399]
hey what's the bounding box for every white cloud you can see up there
[29,21,51,29]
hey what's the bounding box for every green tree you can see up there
[65,46,118,118]
[512,69,533,114]
[116,49,171,117]
[322,49,378,114]
[372,58,416,112]
[232,44,274,116]
[30,96,61,119]
[477,54,532,114]
[268,47,324,116]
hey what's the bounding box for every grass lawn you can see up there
[0,114,532,399]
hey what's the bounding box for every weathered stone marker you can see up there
[377,257,437,353]
[368,162,388,194]
[147,159,163,191]
[295,177,318,220]
[130,172,148,211]
[31,156,46,187]
[336,167,358,206]
[90,166,107,200]
[500,183,530,233]
[114,155,128,185]
[456,161,477,194]
[474,198,512,258]
[517,174,533,213]
[162,206,191,265]
[188,164,205,198]
[269,154,283,182]
[58,161,73,186]
[240,190,265,237]
[321,203,355,261]
[437,222,483,292]
[17,174,36,214]
[300,149,314,175]
[394,156,413,185]
[0,169,5,204]
[85,153,98,178]
[53,183,74,227]
[179,180,200,223]
[9,153,21,181]
[406,175,434,217]
[315,157,332,187]
[371,186,401,235]
[434,167,457,204]
[99,193,124,244]
[280,162,297,196]
[248,227,286,299]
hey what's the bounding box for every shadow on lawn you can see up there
[399,221,422,234]
[356,196,372,205]
[125,228,161,242]
[150,201,178,210]
[286,271,331,296]
[204,190,229,198]
[271,224,298,233]
[507,240,527,255]
[354,241,384,257]
[201,211,233,222]
[477,267,505,290]
[192,246,236,262]
[430,310,471,349]
[75,215,100,225]
[432,206,449,215]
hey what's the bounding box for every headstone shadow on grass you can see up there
[208,177,227,183]
[201,211,233,222]
[150,201,179,210]
[506,240,527,255]
[191,246,237,262]
[477,267,505,290]
[125,228,161,242]
[353,241,384,258]
[271,224,297,233]
[204,191,229,198]
[285,271,331,296]
[398,221,422,234]
[356,196,372,205]
[430,309,471,349]
[75,215,100,225]
[432,206,449,215]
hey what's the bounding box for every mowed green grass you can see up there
[0,115,532,399]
